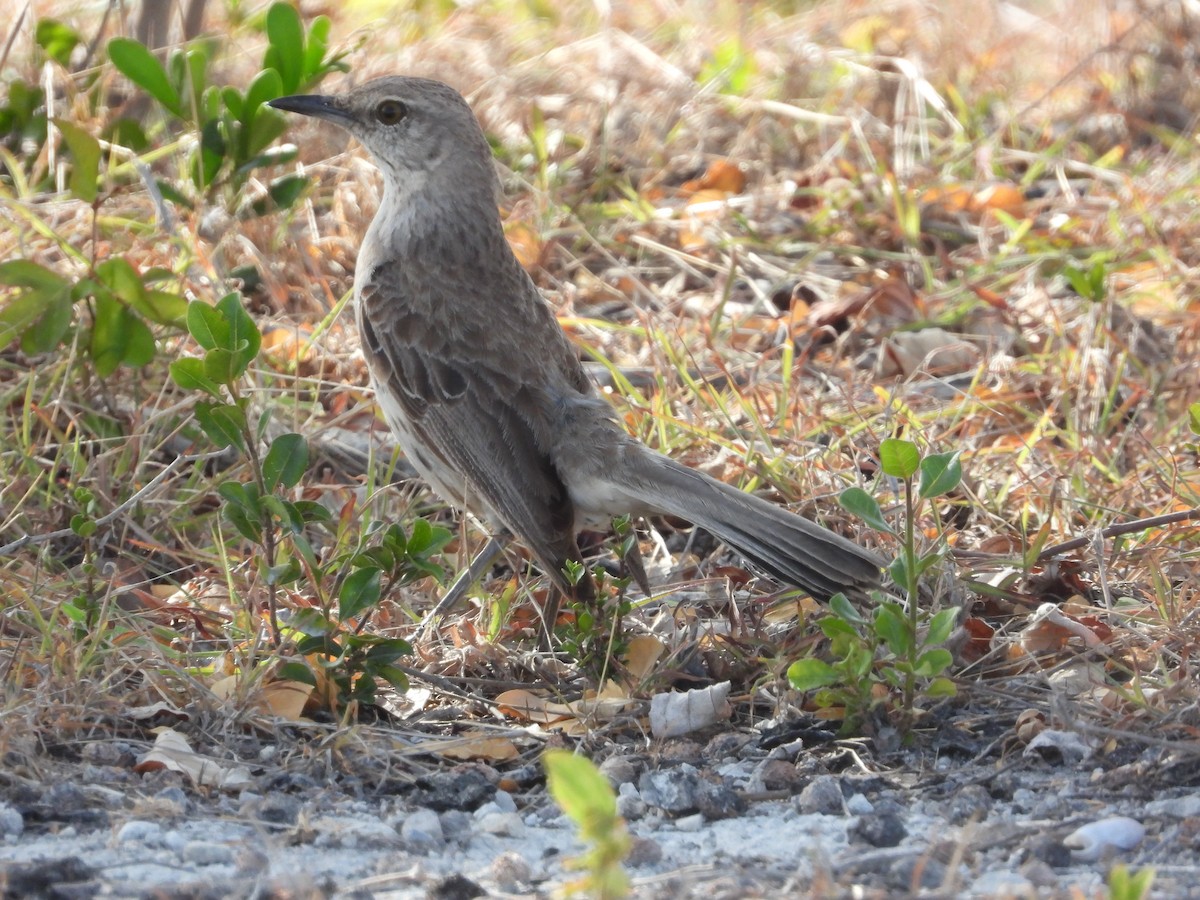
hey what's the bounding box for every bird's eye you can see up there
[374,99,408,126]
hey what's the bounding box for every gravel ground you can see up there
[2,706,1198,900]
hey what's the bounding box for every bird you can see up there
[268,76,883,633]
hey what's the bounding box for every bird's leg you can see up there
[416,534,508,637]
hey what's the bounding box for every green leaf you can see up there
[371,663,409,692]
[276,661,317,686]
[786,657,842,691]
[264,557,302,585]
[169,357,223,396]
[339,567,382,621]
[0,289,59,352]
[873,603,912,656]
[925,676,958,698]
[291,500,332,524]
[195,401,247,451]
[0,260,70,291]
[544,749,618,834]
[918,451,962,500]
[70,514,97,538]
[817,615,858,641]
[1189,403,1200,437]
[302,16,332,83]
[879,438,920,479]
[914,648,953,676]
[36,19,82,67]
[839,486,892,533]
[203,347,245,384]
[91,292,154,376]
[108,38,183,117]
[139,289,188,326]
[186,300,230,350]
[51,118,100,202]
[288,607,335,637]
[242,68,283,126]
[265,2,305,94]
[20,289,74,354]
[243,107,288,160]
[924,608,959,647]
[364,637,412,665]
[216,292,261,366]
[263,433,308,491]
[829,591,865,625]
[887,555,909,588]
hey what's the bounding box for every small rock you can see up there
[81,742,134,767]
[627,835,663,867]
[696,781,745,820]
[598,755,641,788]
[45,783,89,817]
[702,732,751,761]
[1025,833,1072,868]
[755,759,803,792]
[491,790,517,814]
[887,854,945,892]
[639,764,701,813]
[438,809,473,844]
[846,794,874,816]
[1064,816,1145,862]
[312,817,401,849]
[242,794,301,826]
[1145,794,1200,819]
[153,785,192,814]
[490,850,531,889]
[969,869,1035,898]
[796,776,844,815]
[948,784,992,824]
[426,872,486,900]
[0,803,24,838]
[181,841,235,866]
[615,783,646,821]
[674,813,705,832]
[414,765,498,812]
[477,811,524,837]
[766,738,807,761]
[116,820,164,846]
[655,739,704,766]
[400,808,445,853]
[849,812,906,848]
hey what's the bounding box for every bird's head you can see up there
[269,76,497,200]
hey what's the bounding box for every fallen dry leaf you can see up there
[135,728,252,788]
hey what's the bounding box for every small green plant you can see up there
[557,516,635,678]
[107,1,349,209]
[170,292,450,706]
[788,439,961,732]
[1106,864,1155,900]
[170,293,323,642]
[544,749,630,900]
[0,257,188,377]
[283,518,452,707]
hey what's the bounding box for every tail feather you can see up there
[625,451,883,601]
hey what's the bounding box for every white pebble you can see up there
[1064,816,1145,861]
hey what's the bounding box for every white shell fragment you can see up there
[1063,816,1145,862]
[649,682,732,738]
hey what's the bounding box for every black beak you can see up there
[268,94,353,124]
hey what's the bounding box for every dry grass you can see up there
[2,0,1199,765]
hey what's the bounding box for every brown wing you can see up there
[358,270,583,593]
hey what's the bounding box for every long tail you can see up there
[622,449,883,601]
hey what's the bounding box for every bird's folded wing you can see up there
[363,312,580,583]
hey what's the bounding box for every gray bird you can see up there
[269,77,883,628]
